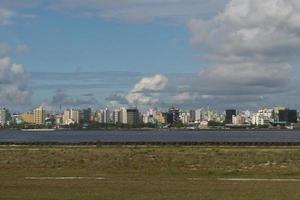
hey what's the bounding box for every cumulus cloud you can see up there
[126,74,168,105]
[0,57,31,105]
[51,89,99,107]
[105,94,128,105]
[187,0,300,105]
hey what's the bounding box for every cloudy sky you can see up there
[0,0,299,112]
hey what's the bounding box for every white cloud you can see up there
[0,57,31,105]
[126,74,168,105]
[188,0,300,100]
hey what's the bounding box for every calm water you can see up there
[0,130,300,143]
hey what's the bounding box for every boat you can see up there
[21,129,56,132]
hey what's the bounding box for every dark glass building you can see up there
[127,108,139,126]
[167,107,180,124]
[225,109,236,124]
[278,109,297,123]
[82,108,91,124]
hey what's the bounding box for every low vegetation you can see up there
[0,145,300,200]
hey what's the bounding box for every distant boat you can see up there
[21,129,56,132]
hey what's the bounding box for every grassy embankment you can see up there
[0,145,300,200]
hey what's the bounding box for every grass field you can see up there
[0,145,300,200]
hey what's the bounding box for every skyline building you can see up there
[127,108,139,126]
[63,109,80,125]
[0,108,10,126]
[33,106,46,125]
[167,107,180,124]
[225,109,236,124]
[82,108,92,124]
[120,107,127,124]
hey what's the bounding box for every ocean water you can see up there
[0,130,300,143]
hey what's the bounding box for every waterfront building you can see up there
[278,109,297,124]
[225,109,236,124]
[20,112,35,124]
[33,106,46,125]
[251,109,273,126]
[180,111,190,125]
[0,108,10,126]
[103,108,110,124]
[11,113,23,125]
[167,106,180,124]
[63,109,80,125]
[127,108,139,126]
[272,107,286,122]
[119,107,127,124]
[113,109,120,124]
[143,114,149,124]
[195,109,203,123]
[94,110,104,123]
[154,112,166,125]
[232,115,246,125]
[82,108,92,124]
[189,110,195,123]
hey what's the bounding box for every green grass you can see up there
[0,145,300,199]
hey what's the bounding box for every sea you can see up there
[0,129,300,143]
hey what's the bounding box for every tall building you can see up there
[272,107,286,122]
[279,109,297,124]
[63,109,71,125]
[180,111,190,125]
[189,110,196,123]
[251,109,273,126]
[63,109,80,125]
[113,109,120,124]
[0,108,10,126]
[94,110,104,123]
[195,109,202,123]
[82,108,92,123]
[120,107,127,124]
[33,106,46,125]
[71,109,80,124]
[127,108,139,126]
[225,109,236,124]
[167,107,180,124]
[103,108,110,124]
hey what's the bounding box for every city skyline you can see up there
[1,0,300,111]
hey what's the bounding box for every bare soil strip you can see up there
[25,177,105,180]
[187,178,300,182]
[218,178,300,182]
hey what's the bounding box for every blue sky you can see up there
[1,7,199,73]
[1,0,300,111]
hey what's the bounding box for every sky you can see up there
[0,0,300,112]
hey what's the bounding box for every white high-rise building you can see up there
[180,111,190,124]
[113,109,120,124]
[120,107,127,124]
[103,108,110,124]
[71,109,80,124]
[63,109,80,125]
[33,106,46,125]
[251,109,273,126]
[195,109,202,123]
